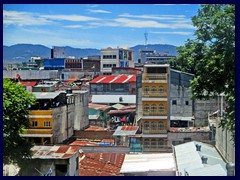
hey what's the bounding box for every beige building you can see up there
[100,47,134,74]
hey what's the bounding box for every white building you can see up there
[100,47,134,74]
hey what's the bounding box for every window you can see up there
[44,121,50,127]
[185,101,189,105]
[144,139,150,148]
[152,121,157,131]
[172,100,177,105]
[144,121,149,130]
[159,86,164,93]
[144,104,150,112]
[151,104,157,112]
[152,86,157,93]
[158,122,164,130]
[144,86,149,93]
[151,139,157,148]
[32,121,38,127]
[158,139,164,148]
[159,104,165,112]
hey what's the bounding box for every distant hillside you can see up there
[3,43,178,62]
[130,44,178,62]
[3,44,101,62]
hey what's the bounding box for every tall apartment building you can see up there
[51,46,66,58]
[100,47,134,74]
[141,64,170,152]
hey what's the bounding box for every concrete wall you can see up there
[3,70,59,80]
[170,84,192,117]
[73,91,89,130]
[216,119,235,163]
[52,106,68,143]
[194,97,225,127]
[167,132,211,147]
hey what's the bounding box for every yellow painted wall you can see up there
[142,101,168,109]
[142,119,168,128]
[29,110,52,115]
[142,82,168,91]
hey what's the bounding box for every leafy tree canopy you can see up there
[170,4,235,142]
[3,78,37,166]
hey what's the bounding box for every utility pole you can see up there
[144,31,148,46]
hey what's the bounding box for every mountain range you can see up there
[3,44,178,63]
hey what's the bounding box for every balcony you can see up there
[142,91,167,98]
[142,129,167,134]
[143,111,167,116]
[142,73,167,83]
[24,129,53,134]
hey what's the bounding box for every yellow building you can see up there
[141,64,170,152]
[22,110,54,145]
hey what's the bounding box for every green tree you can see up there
[3,78,36,167]
[170,4,235,142]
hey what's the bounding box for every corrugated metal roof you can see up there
[79,153,125,176]
[89,115,100,120]
[187,164,227,176]
[120,153,176,173]
[107,109,135,115]
[90,75,136,84]
[31,145,78,159]
[174,141,227,176]
[32,92,65,99]
[111,103,125,110]
[92,95,136,104]
[20,81,37,86]
[113,126,138,136]
[141,134,168,138]
[170,116,193,121]
[89,103,112,111]
[84,126,109,131]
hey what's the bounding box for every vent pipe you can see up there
[196,144,201,151]
[201,156,208,164]
[226,162,235,176]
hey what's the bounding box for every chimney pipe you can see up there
[201,156,208,164]
[196,144,201,151]
[226,162,235,176]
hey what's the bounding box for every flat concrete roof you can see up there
[120,153,176,173]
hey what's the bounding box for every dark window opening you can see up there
[185,101,189,105]
[56,164,68,176]
[172,100,177,105]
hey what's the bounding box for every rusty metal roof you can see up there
[89,103,112,111]
[31,145,78,159]
[79,152,125,176]
[84,126,110,131]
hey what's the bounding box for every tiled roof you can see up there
[79,153,125,176]
[90,75,136,84]
[31,145,78,159]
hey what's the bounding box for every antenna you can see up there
[144,31,148,46]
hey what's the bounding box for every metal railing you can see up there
[142,129,167,134]
[143,111,167,116]
[142,73,167,81]
[142,91,167,97]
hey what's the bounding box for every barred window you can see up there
[158,122,164,130]
[44,121,51,127]
[152,121,157,131]
[144,104,150,112]
[159,104,165,112]
[144,121,149,130]
[151,104,157,112]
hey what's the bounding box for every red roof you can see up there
[20,81,37,86]
[79,153,125,176]
[70,140,99,147]
[90,75,136,84]
[84,126,109,131]
[121,126,138,131]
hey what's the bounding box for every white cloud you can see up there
[88,9,112,14]
[3,10,53,26]
[119,13,186,20]
[63,25,84,28]
[150,31,193,35]
[41,14,99,21]
[89,17,194,29]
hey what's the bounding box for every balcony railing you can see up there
[142,129,167,134]
[142,91,167,97]
[142,73,167,81]
[142,145,168,152]
[143,111,167,116]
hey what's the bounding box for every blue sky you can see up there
[3,4,201,49]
